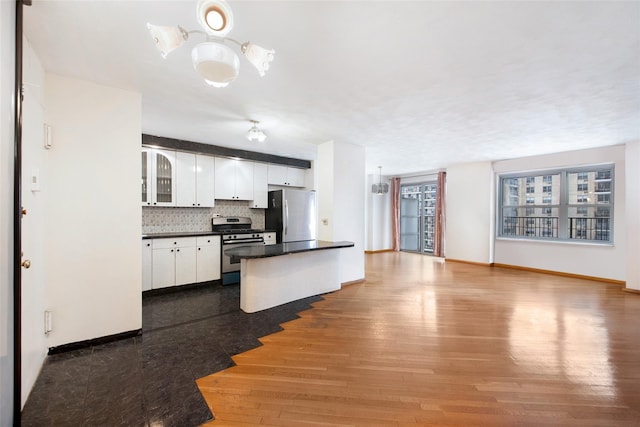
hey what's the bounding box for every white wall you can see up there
[20,36,47,407]
[625,141,640,290]
[0,0,16,424]
[365,173,391,251]
[317,140,365,283]
[445,162,494,264]
[493,145,626,281]
[44,74,142,347]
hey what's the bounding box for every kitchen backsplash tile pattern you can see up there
[142,200,265,234]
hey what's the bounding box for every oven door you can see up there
[222,238,264,273]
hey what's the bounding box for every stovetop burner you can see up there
[212,216,262,234]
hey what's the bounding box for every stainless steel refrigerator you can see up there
[265,189,317,243]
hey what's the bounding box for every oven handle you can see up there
[223,238,264,245]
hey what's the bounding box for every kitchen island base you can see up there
[239,248,342,313]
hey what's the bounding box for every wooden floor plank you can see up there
[197,252,640,426]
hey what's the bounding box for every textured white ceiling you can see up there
[23,1,640,176]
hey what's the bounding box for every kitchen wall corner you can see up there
[142,200,265,234]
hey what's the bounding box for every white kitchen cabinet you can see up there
[175,245,197,286]
[263,232,276,245]
[151,247,176,289]
[196,235,221,282]
[196,155,216,207]
[267,164,306,187]
[142,240,153,291]
[176,152,215,207]
[251,163,268,208]
[142,148,176,206]
[151,237,197,289]
[214,157,254,200]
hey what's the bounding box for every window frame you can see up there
[497,164,614,244]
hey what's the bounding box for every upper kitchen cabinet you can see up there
[142,148,176,206]
[267,164,306,187]
[251,163,268,208]
[176,152,215,207]
[214,157,254,200]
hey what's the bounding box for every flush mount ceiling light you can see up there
[246,120,267,142]
[147,0,274,88]
[372,166,389,195]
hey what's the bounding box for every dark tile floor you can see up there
[21,282,323,427]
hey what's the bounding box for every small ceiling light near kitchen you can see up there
[147,0,275,88]
[372,166,389,195]
[246,120,267,142]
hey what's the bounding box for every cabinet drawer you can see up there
[152,237,197,249]
[197,235,220,246]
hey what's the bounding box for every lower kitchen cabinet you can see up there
[196,235,221,282]
[142,240,153,291]
[263,232,276,245]
[145,235,221,290]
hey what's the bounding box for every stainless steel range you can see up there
[212,216,264,284]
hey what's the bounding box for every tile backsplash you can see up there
[142,200,265,234]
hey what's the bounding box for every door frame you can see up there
[13,1,27,424]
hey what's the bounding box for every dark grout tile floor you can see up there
[21,282,323,427]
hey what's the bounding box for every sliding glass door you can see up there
[400,182,437,254]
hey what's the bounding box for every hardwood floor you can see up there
[197,252,640,426]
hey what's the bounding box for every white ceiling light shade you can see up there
[148,0,274,87]
[191,42,240,88]
[196,0,233,36]
[247,120,267,142]
[146,23,188,58]
[372,166,389,195]
[241,43,275,77]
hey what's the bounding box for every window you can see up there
[499,165,613,243]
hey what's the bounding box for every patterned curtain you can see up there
[391,177,401,251]
[433,171,447,257]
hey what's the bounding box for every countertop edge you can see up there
[225,240,355,259]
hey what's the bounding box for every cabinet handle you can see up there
[146,243,150,247]
[177,249,180,252]
[171,249,174,252]
[207,240,210,243]
[198,248,201,251]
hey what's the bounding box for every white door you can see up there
[176,151,196,207]
[20,70,49,405]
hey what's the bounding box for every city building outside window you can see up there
[498,165,614,243]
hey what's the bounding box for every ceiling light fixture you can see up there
[246,120,266,142]
[372,166,389,195]
[147,0,275,87]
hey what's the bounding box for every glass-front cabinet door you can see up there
[141,148,176,206]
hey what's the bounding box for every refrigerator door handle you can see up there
[284,199,288,237]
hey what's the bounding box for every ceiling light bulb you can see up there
[147,23,188,58]
[241,43,275,77]
[196,0,233,36]
[205,9,225,31]
[191,42,240,87]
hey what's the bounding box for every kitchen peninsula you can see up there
[225,240,354,313]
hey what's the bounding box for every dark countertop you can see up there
[142,231,221,239]
[142,230,278,240]
[224,240,354,260]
